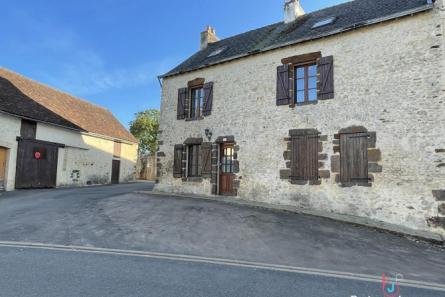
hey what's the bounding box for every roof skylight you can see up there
[207,46,227,57]
[312,17,336,29]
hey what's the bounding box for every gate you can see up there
[15,139,60,189]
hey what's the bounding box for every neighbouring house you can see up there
[155,0,445,235]
[0,68,138,191]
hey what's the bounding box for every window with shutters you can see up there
[294,63,317,104]
[340,133,369,183]
[276,53,334,106]
[190,87,204,119]
[187,144,201,177]
[290,133,319,181]
[177,81,213,120]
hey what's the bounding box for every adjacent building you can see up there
[0,68,138,191]
[155,0,445,235]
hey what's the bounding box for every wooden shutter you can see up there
[291,136,306,180]
[20,119,37,139]
[291,135,319,181]
[306,135,319,180]
[113,142,121,158]
[340,133,368,183]
[203,82,213,116]
[200,143,212,178]
[317,56,334,100]
[276,64,291,106]
[177,88,187,120]
[173,144,184,178]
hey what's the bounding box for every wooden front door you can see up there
[111,160,120,184]
[219,143,235,196]
[15,139,59,189]
[0,148,6,189]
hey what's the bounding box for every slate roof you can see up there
[162,0,433,78]
[0,68,138,143]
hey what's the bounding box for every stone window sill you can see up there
[185,116,204,122]
[182,177,203,183]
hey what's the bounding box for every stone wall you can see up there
[155,8,445,234]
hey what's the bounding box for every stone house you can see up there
[155,0,445,235]
[0,68,138,191]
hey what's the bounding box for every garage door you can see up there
[15,139,59,189]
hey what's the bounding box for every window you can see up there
[187,145,201,177]
[290,134,319,181]
[208,46,228,58]
[312,17,336,29]
[295,64,317,104]
[190,87,204,119]
[221,146,234,173]
[340,133,369,183]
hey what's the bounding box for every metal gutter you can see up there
[160,4,434,79]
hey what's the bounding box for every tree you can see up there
[129,109,160,155]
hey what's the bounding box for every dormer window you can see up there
[312,17,336,29]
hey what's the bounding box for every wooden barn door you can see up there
[15,139,59,189]
[0,148,6,190]
[111,160,120,184]
[219,143,235,196]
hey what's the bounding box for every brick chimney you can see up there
[200,26,219,50]
[284,0,305,23]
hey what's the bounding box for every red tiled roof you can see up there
[0,68,138,143]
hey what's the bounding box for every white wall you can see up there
[36,123,138,187]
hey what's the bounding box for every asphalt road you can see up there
[0,245,442,297]
[0,183,444,291]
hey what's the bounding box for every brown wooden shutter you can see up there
[317,56,334,100]
[113,142,121,158]
[177,88,187,120]
[203,82,213,116]
[200,143,212,178]
[276,64,291,105]
[291,136,306,180]
[340,133,368,183]
[291,135,319,181]
[306,135,319,180]
[173,144,184,178]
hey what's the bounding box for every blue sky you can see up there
[0,0,347,127]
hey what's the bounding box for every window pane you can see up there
[308,89,317,101]
[308,65,317,77]
[296,67,305,79]
[190,98,196,118]
[296,79,305,91]
[296,91,305,103]
[308,77,317,89]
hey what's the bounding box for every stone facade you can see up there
[0,112,138,190]
[155,5,445,235]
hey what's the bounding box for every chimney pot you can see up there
[200,26,219,50]
[284,0,305,23]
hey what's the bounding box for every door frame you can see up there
[111,159,121,184]
[218,142,235,196]
[0,147,8,190]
